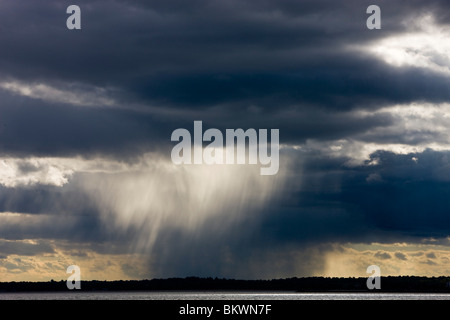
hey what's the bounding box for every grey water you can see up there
[1,292,450,300]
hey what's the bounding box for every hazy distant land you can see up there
[1,276,450,293]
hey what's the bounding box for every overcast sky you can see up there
[1,0,450,281]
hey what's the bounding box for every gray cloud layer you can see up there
[0,0,450,278]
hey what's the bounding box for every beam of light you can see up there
[0,153,291,253]
[354,14,450,76]
[75,152,290,253]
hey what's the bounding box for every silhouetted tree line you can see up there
[0,276,450,292]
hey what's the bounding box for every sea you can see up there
[1,291,450,300]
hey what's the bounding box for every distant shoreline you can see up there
[1,276,450,293]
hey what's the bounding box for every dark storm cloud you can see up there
[0,177,135,246]
[0,91,173,158]
[0,0,447,84]
[235,148,450,257]
[0,208,104,244]
[137,219,331,279]
[106,148,450,277]
[4,0,394,83]
[0,239,54,257]
[1,149,450,277]
[129,66,450,111]
[1,0,450,278]
[0,0,449,145]
[0,0,448,159]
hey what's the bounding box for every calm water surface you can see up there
[1,292,450,300]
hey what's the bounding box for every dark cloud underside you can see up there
[0,0,450,278]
